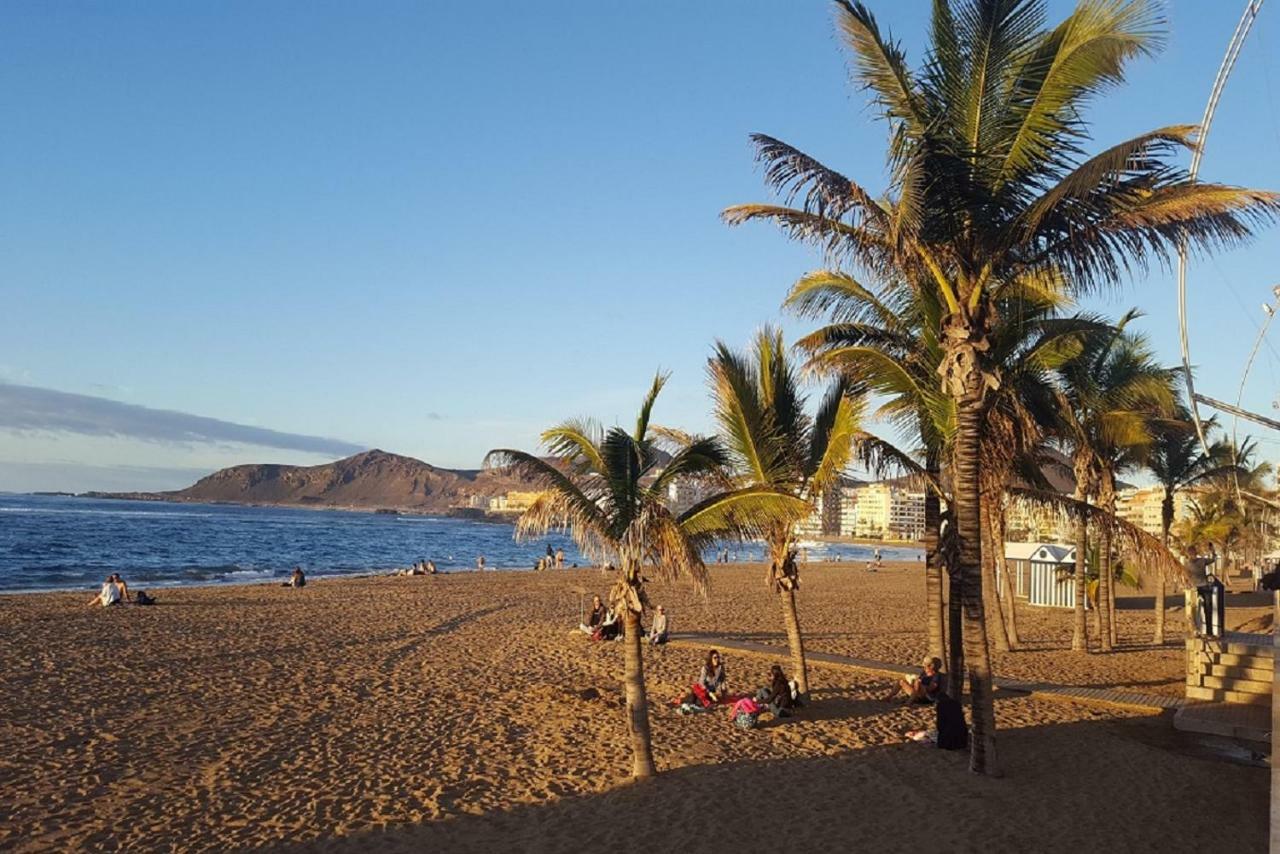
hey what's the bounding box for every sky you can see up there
[4,1,1280,492]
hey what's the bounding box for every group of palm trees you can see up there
[488,0,1279,779]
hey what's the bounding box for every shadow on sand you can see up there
[285,712,1265,854]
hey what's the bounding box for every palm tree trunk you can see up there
[621,607,655,778]
[953,387,998,775]
[1155,490,1174,645]
[1097,476,1115,653]
[1070,460,1090,655]
[778,587,808,699]
[1107,551,1118,647]
[993,503,1020,647]
[924,474,946,666]
[947,560,964,702]
[980,497,1011,653]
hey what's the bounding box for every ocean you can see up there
[0,493,922,593]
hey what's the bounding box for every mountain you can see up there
[90,449,536,514]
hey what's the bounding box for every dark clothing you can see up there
[764,672,794,709]
[935,695,968,750]
[918,669,942,702]
[587,604,607,629]
[699,664,726,695]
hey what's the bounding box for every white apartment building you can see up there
[1114,485,1194,539]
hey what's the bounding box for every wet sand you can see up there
[0,563,1267,852]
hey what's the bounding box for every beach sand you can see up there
[0,563,1267,852]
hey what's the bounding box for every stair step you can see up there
[1191,652,1274,671]
[1187,674,1271,694]
[1206,663,1273,682]
[1186,685,1272,706]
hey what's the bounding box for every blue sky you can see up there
[3,1,1280,492]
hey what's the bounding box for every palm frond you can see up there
[540,419,605,475]
[807,383,862,495]
[635,371,669,444]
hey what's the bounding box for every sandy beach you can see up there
[0,563,1267,852]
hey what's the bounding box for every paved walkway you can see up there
[669,633,1186,712]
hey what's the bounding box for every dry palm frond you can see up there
[1008,486,1184,584]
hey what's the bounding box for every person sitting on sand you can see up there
[883,656,944,704]
[755,663,796,716]
[648,605,669,645]
[598,607,622,641]
[88,575,122,607]
[110,573,131,603]
[580,595,607,634]
[698,649,727,702]
[427,560,438,574]
[288,567,306,588]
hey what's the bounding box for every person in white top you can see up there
[648,605,669,645]
[88,576,121,607]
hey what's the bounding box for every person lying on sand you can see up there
[648,605,668,645]
[579,595,606,635]
[754,664,796,717]
[883,656,944,705]
[88,575,122,607]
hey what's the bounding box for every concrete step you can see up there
[1186,685,1272,705]
[1187,640,1274,659]
[1187,674,1271,694]
[1206,663,1273,683]
[1192,651,1273,671]
[1174,701,1270,744]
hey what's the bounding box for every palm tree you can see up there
[725,0,1277,773]
[785,273,953,675]
[1056,321,1175,650]
[485,373,806,778]
[1146,411,1233,643]
[706,327,860,698]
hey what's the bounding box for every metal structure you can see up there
[1177,0,1268,449]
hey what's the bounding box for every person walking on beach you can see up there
[476,555,486,572]
[555,548,565,569]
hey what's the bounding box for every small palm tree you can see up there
[1146,411,1233,642]
[706,327,860,698]
[1056,319,1175,650]
[485,373,806,778]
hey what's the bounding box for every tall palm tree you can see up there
[706,327,861,698]
[486,373,806,778]
[1056,321,1175,650]
[726,0,1277,773]
[1146,411,1232,643]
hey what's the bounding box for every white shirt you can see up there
[98,582,121,607]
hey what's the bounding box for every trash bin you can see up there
[1196,577,1225,638]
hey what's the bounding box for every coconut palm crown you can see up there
[725,0,1279,775]
[707,326,861,697]
[485,372,806,778]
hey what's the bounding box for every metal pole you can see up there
[1177,0,1266,455]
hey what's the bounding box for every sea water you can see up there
[0,493,921,593]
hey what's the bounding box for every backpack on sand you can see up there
[935,695,968,751]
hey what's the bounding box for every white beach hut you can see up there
[1002,542,1078,608]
